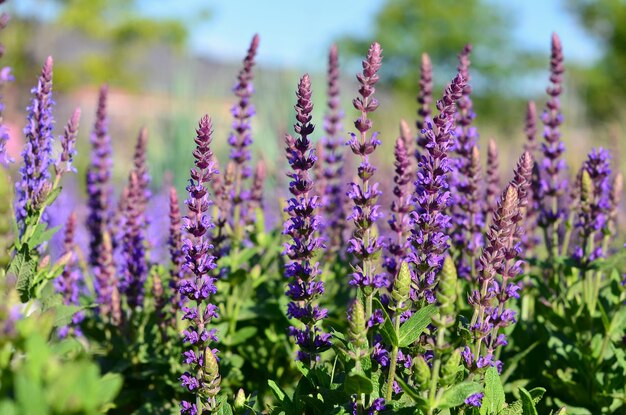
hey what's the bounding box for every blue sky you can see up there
[14,0,601,68]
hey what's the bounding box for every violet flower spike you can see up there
[523,102,541,254]
[0,12,13,167]
[228,34,259,236]
[119,171,148,309]
[538,33,567,255]
[283,74,330,364]
[416,53,433,154]
[408,73,466,304]
[54,108,80,180]
[384,133,413,279]
[320,44,346,251]
[168,187,184,310]
[178,115,221,414]
[15,56,55,234]
[244,158,266,226]
[86,85,113,268]
[346,42,388,297]
[54,212,85,338]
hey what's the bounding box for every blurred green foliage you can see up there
[565,0,626,123]
[3,0,189,91]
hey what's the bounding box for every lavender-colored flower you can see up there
[228,34,259,235]
[416,53,433,154]
[384,134,413,278]
[538,33,567,251]
[485,138,500,222]
[54,212,84,338]
[408,73,465,303]
[179,115,221,413]
[346,42,388,293]
[86,85,113,267]
[15,56,55,234]
[132,127,151,211]
[283,74,330,364]
[465,392,483,407]
[575,148,611,261]
[53,108,80,178]
[524,101,538,154]
[320,44,347,251]
[169,187,184,309]
[468,153,531,370]
[119,171,148,309]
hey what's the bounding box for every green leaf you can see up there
[519,387,538,415]
[344,370,373,395]
[226,326,257,346]
[27,224,60,250]
[215,394,234,415]
[501,388,546,415]
[268,379,291,406]
[481,367,505,415]
[439,382,483,409]
[398,304,437,347]
[50,304,90,328]
[44,186,62,207]
[95,373,123,407]
[374,298,398,347]
[7,244,36,302]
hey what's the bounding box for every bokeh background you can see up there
[1,0,624,198]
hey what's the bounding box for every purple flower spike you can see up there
[86,85,113,268]
[15,56,55,234]
[168,187,184,310]
[179,115,221,413]
[538,33,567,250]
[346,42,388,294]
[228,34,259,234]
[524,101,538,155]
[320,44,346,251]
[54,108,80,178]
[132,127,151,211]
[468,153,531,370]
[55,212,84,338]
[523,102,541,254]
[575,148,612,261]
[283,74,330,364]
[416,53,433,154]
[408,73,466,303]
[384,133,413,278]
[119,171,148,309]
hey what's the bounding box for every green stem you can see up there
[385,305,403,401]
[427,326,447,414]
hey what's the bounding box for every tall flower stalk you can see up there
[86,85,113,267]
[283,74,330,365]
[416,53,433,154]
[409,73,465,304]
[168,187,184,315]
[320,44,346,251]
[15,56,55,234]
[179,115,221,414]
[228,34,259,243]
[466,153,531,371]
[0,10,13,167]
[346,42,386,320]
[523,101,540,253]
[485,139,500,223]
[539,33,567,258]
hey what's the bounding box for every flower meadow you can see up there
[1,7,626,415]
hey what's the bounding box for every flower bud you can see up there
[413,356,431,389]
[437,256,457,316]
[391,262,411,309]
[348,299,367,351]
[441,348,461,386]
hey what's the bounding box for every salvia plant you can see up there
[0,3,624,414]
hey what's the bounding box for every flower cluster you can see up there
[283,74,330,364]
[320,44,346,250]
[86,85,113,267]
[538,33,567,246]
[179,115,221,414]
[346,42,387,291]
[416,53,433,154]
[15,57,55,233]
[409,73,465,303]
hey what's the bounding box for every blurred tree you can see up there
[339,0,543,129]
[565,0,626,123]
[2,0,191,90]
